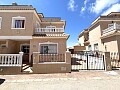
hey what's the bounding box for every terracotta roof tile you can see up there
[32,34,69,37]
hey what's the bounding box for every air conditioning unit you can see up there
[1,44,7,48]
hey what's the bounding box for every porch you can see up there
[0,52,23,75]
[0,39,30,64]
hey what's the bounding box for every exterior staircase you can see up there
[21,64,33,74]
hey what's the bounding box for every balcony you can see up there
[40,17,61,22]
[83,37,89,46]
[102,23,120,36]
[34,28,64,34]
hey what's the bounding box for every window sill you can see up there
[11,28,25,30]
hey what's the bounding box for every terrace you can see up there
[34,27,64,34]
[102,23,120,36]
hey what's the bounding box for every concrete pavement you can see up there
[0,71,120,90]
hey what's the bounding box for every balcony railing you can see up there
[39,54,65,63]
[102,23,120,35]
[34,28,64,34]
[0,52,23,66]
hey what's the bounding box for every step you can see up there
[22,65,30,71]
[22,67,33,73]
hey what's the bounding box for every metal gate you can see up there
[71,51,105,71]
[111,52,120,70]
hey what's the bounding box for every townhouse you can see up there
[0,3,70,74]
[78,12,120,53]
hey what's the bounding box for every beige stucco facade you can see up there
[78,35,84,46]
[88,25,103,51]
[0,11,36,36]
[0,40,30,54]
[29,37,68,63]
[30,38,66,54]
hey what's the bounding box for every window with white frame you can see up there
[94,43,98,51]
[40,44,57,54]
[88,45,92,51]
[12,17,26,29]
[0,17,2,29]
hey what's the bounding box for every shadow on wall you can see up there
[0,79,5,85]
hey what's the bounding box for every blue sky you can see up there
[1,0,120,47]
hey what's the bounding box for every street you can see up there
[0,71,120,90]
[1,79,120,90]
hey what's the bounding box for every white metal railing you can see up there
[102,23,120,35]
[39,54,65,63]
[34,28,64,33]
[0,52,23,66]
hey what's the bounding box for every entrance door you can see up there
[21,44,30,64]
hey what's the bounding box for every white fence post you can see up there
[113,22,116,30]
[19,52,23,65]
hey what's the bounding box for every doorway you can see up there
[21,44,30,64]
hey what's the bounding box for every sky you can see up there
[0,0,120,47]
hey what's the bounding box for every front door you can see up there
[21,44,30,64]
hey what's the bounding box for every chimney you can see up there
[12,2,18,6]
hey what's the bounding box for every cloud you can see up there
[84,0,89,5]
[80,0,89,14]
[89,0,119,14]
[68,0,77,11]
[102,3,120,15]
[80,7,85,13]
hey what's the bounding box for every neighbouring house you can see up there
[68,47,74,54]
[68,45,86,54]
[78,12,120,59]
[0,3,71,74]
[73,45,86,54]
[78,29,89,48]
